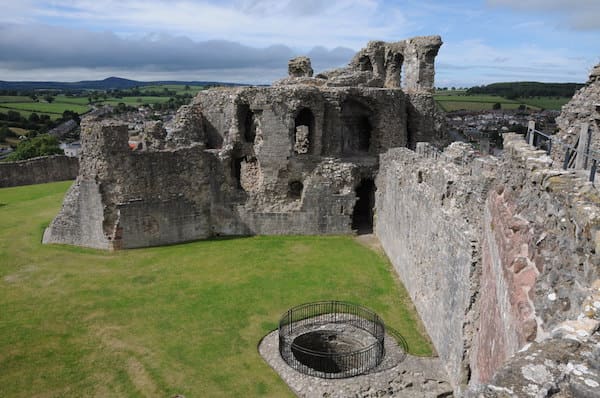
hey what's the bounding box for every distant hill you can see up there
[0,77,245,91]
[467,82,584,99]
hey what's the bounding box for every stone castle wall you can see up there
[375,143,494,391]
[0,155,78,188]
[470,134,600,396]
[553,63,600,157]
[44,84,409,249]
[375,134,600,394]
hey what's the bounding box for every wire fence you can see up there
[278,301,385,379]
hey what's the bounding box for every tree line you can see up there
[467,82,584,99]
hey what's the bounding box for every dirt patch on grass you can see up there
[3,265,38,283]
[354,234,385,255]
[127,357,160,397]
[92,325,150,357]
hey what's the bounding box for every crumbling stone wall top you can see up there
[274,35,443,92]
[288,56,313,78]
[554,63,600,156]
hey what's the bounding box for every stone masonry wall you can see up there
[467,134,600,396]
[554,63,600,157]
[376,134,600,395]
[375,143,494,392]
[44,36,448,250]
[44,122,221,250]
[0,155,78,188]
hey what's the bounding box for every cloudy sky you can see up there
[1,0,599,86]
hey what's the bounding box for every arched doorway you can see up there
[352,178,376,234]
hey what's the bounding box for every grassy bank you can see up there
[0,181,432,397]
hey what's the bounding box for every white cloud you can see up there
[0,23,354,84]
[487,0,600,30]
[15,0,412,49]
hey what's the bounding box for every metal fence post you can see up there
[563,148,571,170]
[528,121,536,146]
[575,123,590,170]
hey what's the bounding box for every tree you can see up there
[0,125,16,142]
[44,94,55,103]
[6,134,62,161]
[185,84,190,91]
[29,112,40,123]
[7,110,22,122]
[492,102,502,110]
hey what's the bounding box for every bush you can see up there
[5,134,62,161]
[0,125,17,142]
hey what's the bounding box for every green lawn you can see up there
[0,182,432,398]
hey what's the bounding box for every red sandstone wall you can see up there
[471,187,540,384]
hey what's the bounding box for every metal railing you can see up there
[278,301,385,379]
[525,121,599,183]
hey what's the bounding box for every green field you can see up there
[0,102,90,115]
[53,95,94,105]
[518,97,570,110]
[434,91,568,112]
[98,96,174,106]
[0,182,432,397]
[0,95,91,120]
[0,96,35,103]
[138,84,205,95]
[0,86,202,122]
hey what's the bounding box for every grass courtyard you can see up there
[0,181,432,397]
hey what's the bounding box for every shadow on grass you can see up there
[385,325,414,359]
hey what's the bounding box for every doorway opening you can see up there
[352,178,375,234]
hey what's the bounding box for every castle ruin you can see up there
[42,35,600,396]
[42,35,446,250]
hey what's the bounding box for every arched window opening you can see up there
[358,55,373,72]
[294,108,315,154]
[385,51,403,88]
[237,103,257,143]
[288,180,304,199]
